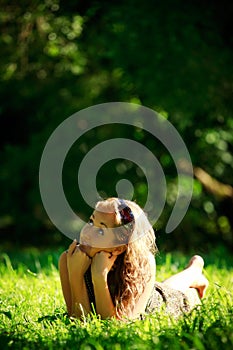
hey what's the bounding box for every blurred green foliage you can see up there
[0,0,232,250]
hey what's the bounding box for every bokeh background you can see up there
[0,0,232,253]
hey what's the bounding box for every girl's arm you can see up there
[66,240,92,317]
[91,252,118,319]
[129,253,156,319]
[69,273,91,318]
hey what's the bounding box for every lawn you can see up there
[0,246,233,349]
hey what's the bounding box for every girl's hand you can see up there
[67,240,91,280]
[91,251,117,282]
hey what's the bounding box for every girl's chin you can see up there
[79,244,99,258]
[79,244,112,258]
[79,244,92,254]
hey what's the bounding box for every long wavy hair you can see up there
[95,198,157,319]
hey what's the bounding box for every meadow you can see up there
[0,246,232,350]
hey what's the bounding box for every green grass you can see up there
[0,246,233,349]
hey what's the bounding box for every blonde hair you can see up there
[95,198,157,319]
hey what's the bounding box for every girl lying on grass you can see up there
[59,198,208,320]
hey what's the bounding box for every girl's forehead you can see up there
[92,210,116,227]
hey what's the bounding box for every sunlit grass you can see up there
[0,247,233,349]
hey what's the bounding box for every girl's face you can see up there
[79,209,123,258]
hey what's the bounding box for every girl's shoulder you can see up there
[148,252,156,269]
[146,252,156,278]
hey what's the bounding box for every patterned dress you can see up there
[145,282,200,318]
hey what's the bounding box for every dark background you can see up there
[0,0,232,253]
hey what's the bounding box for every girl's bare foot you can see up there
[187,255,204,271]
[190,274,209,298]
[187,255,208,298]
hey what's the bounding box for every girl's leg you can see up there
[59,251,72,315]
[162,255,209,298]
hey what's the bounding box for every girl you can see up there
[59,198,208,320]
